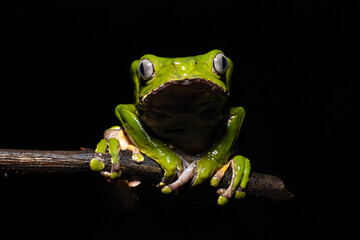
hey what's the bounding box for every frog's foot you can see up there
[104,126,144,163]
[215,155,251,205]
[90,126,144,181]
[161,161,197,194]
[161,155,251,206]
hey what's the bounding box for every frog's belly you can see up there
[139,79,229,154]
[143,110,227,154]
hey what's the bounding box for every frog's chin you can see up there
[140,78,228,107]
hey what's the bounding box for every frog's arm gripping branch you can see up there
[0,148,293,201]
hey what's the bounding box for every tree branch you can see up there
[0,148,293,200]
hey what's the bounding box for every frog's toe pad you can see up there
[235,190,246,199]
[161,186,172,194]
[110,171,122,179]
[90,158,105,171]
[132,153,144,163]
[217,196,230,206]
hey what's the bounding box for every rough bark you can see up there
[0,148,293,200]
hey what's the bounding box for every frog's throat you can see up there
[140,78,228,104]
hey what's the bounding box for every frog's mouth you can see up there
[140,78,228,112]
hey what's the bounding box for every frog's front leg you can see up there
[115,104,182,186]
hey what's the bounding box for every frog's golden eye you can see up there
[213,53,228,75]
[138,59,155,81]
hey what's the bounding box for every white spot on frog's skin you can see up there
[182,79,191,85]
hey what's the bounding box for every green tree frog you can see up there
[90,50,250,205]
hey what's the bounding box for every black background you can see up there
[1,0,356,239]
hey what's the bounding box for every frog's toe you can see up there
[110,163,122,179]
[132,151,144,163]
[161,162,196,194]
[91,148,113,180]
[210,161,231,187]
[100,166,122,182]
[95,160,122,181]
[235,156,250,199]
[90,139,107,172]
[235,187,246,199]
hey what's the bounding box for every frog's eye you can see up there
[213,53,228,75]
[138,59,155,81]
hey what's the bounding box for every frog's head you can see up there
[130,49,233,110]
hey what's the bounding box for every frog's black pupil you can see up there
[139,63,145,76]
[222,56,227,70]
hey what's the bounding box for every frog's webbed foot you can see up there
[90,126,144,181]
